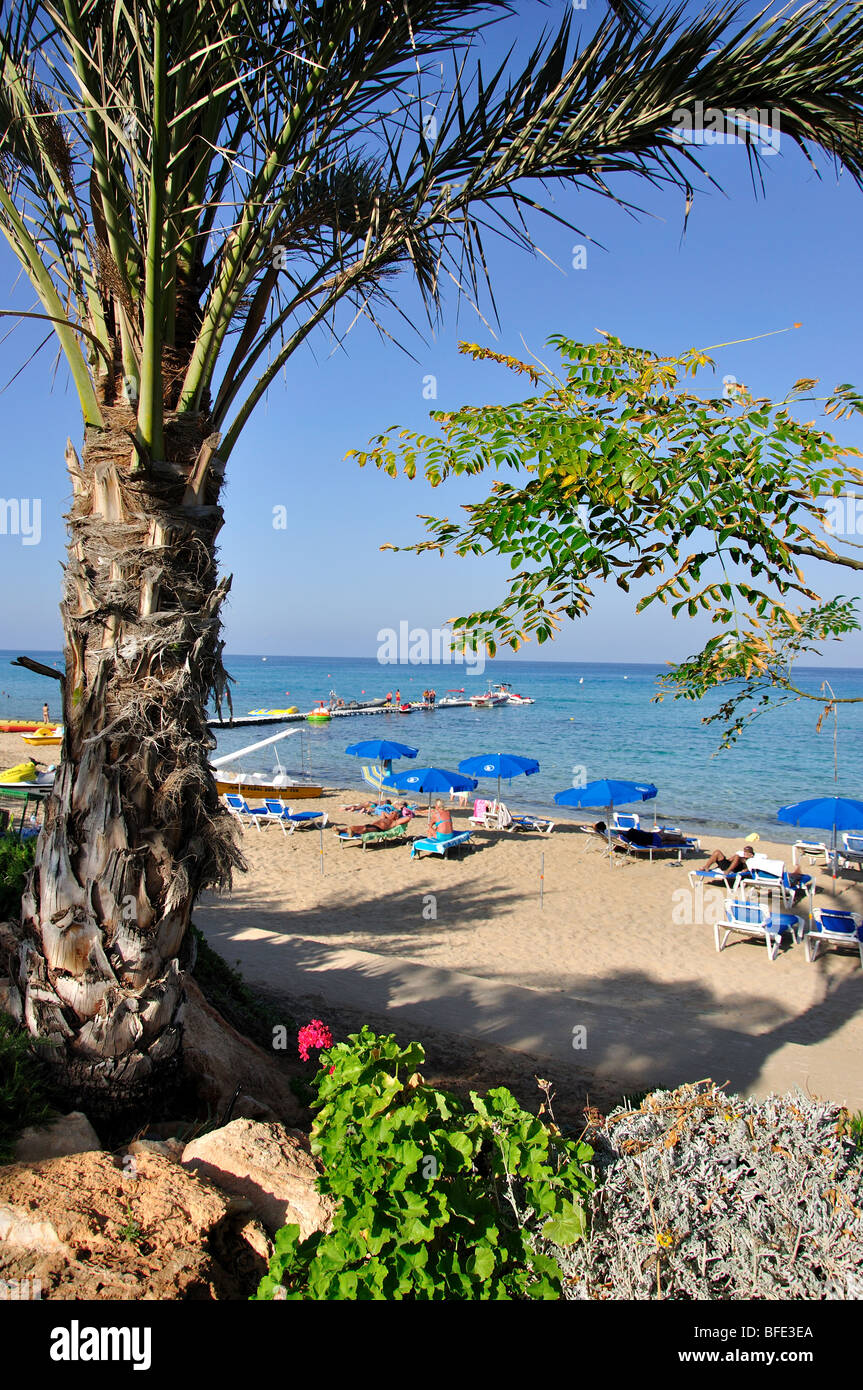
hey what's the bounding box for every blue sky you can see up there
[0,1,861,669]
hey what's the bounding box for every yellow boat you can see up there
[215,776,322,800]
[22,724,63,747]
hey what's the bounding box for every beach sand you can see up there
[3,722,861,1122]
[194,786,863,1118]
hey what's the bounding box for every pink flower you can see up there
[298,1019,333,1062]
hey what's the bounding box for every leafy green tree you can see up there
[351,334,863,743]
[3,0,863,1112]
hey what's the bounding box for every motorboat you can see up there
[488,682,534,705]
[437,689,467,707]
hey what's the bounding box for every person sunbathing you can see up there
[619,826,691,848]
[701,845,755,876]
[346,807,412,837]
[429,800,455,839]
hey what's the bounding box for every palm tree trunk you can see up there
[10,405,243,1119]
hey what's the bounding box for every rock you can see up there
[0,1149,257,1299]
[180,977,302,1126]
[13,1112,102,1164]
[126,1138,184,1162]
[181,1119,334,1238]
[0,1203,71,1256]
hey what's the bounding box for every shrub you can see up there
[255,1026,594,1300]
[0,1013,54,1163]
[0,835,35,919]
[559,1083,863,1300]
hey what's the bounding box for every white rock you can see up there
[13,1112,102,1163]
[181,1119,334,1238]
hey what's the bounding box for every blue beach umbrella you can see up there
[344,739,418,773]
[458,753,539,805]
[777,795,863,878]
[554,779,658,846]
[382,766,477,809]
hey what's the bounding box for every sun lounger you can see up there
[264,799,328,834]
[742,856,814,911]
[612,830,700,863]
[223,792,276,831]
[337,823,410,850]
[839,833,863,871]
[716,898,799,961]
[509,814,554,835]
[803,908,863,967]
[792,839,829,868]
[469,799,515,831]
[612,812,640,831]
[410,831,474,860]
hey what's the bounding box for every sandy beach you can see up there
[3,723,861,1118]
[194,784,863,1115]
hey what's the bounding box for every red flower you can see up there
[298,1019,333,1062]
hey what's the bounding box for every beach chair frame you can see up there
[803,909,863,968]
[716,898,796,961]
[410,832,474,860]
[839,833,863,871]
[223,792,274,831]
[337,824,410,850]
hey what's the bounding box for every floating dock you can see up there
[207,700,474,729]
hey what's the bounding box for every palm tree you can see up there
[2,0,863,1117]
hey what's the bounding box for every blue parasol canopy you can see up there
[381,766,477,805]
[554,779,657,809]
[777,795,863,877]
[458,753,539,803]
[554,779,658,846]
[344,740,418,762]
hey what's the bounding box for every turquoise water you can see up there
[3,650,861,841]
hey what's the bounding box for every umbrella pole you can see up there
[540,851,545,909]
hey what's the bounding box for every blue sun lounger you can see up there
[803,909,863,967]
[410,831,474,860]
[263,799,327,834]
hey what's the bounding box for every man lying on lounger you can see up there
[346,805,413,837]
[594,822,692,850]
[701,845,756,877]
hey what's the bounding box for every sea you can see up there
[2,651,861,843]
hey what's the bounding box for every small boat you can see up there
[22,724,63,747]
[470,685,508,708]
[0,719,43,733]
[248,707,298,716]
[397,704,412,714]
[214,772,323,800]
[211,728,323,799]
[489,681,535,706]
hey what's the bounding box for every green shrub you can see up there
[255,1026,594,1301]
[0,1013,54,1163]
[0,836,35,919]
